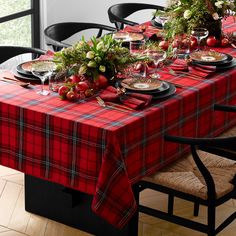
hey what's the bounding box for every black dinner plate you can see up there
[13,68,41,82]
[16,60,54,77]
[151,83,176,99]
[125,82,176,100]
[215,58,236,71]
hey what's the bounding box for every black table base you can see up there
[24,175,139,236]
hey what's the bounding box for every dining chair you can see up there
[0,46,45,64]
[44,22,116,52]
[107,3,165,30]
[138,130,236,235]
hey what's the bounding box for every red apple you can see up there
[84,88,95,97]
[158,40,169,50]
[95,74,108,89]
[206,36,218,47]
[76,81,89,92]
[221,37,229,47]
[190,36,198,48]
[69,74,81,83]
[172,39,179,48]
[66,90,77,101]
[58,85,69,96]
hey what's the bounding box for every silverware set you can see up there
[1,76,31,88]
[96,96,133,112]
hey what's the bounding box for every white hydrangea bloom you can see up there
[183,10,192,19]
[215,1,224,8]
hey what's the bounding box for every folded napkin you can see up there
[123,25,143,33]
[99,86,152,110]
[38,50,55,60]
[170,58,216,78]
[123,24,162,40]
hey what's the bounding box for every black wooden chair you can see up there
[44,22,116,52]
[0,46,45,64]
[138,130,236,235]
[108,3,165,30]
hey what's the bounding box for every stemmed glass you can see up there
[146,49,166,79]
[159,15,169,29]
[191,28,209,51]
[31,61,55,96]
[130,40,148,77]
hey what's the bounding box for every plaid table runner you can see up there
[1,20,236,229]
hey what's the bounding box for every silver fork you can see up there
[96,96,131,112]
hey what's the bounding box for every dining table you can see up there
[1,18,236,236]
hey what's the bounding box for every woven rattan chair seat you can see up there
[143,152,236,200]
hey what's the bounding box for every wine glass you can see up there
[129,40,146,56]
[130,40,148,77]
[146,49,166,79]
[31,61,55,95]
[159,15,169,29]
[191,28,209,51]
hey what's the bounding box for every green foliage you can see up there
[54,35,145,80]
[155,0,236,39]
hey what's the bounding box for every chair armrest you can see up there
[214,104,236,112]
[164,134,236,147]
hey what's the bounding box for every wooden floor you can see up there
[0,165,236,236]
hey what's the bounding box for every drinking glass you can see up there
[191,28,209,51]
[146,49,166,79]
[159,15,169,29]
[130,40,148,77]
[129,40,146,56]
[31,61,55,95]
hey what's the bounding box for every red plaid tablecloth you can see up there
[1,19,236,229]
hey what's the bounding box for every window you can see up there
[0,0,40,47]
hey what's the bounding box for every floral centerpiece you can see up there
[53,34,147,100]
[157,0,236,39]
[53,34,146,100]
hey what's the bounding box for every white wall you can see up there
[41,0,167,48]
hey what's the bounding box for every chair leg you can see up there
[168,194,174,215]
[194,202,199,216]
[207,204,216,236]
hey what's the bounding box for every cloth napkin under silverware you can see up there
[169,58,216,78]
[99,86,152,110]
[123,24,162,40]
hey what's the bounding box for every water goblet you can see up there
[159,15,169,29]
[31,61,55,96]
[191,28,209,51]
[146,49,166,79]
[129,40,146,56]
[130,40,148,77]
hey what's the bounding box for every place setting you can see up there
[189,50,236,71]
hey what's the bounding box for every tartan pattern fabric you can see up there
[1,20,236,228]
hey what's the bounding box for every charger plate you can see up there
[121,77,164,92]
[16,60,54,76]
[190,51,232,65]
